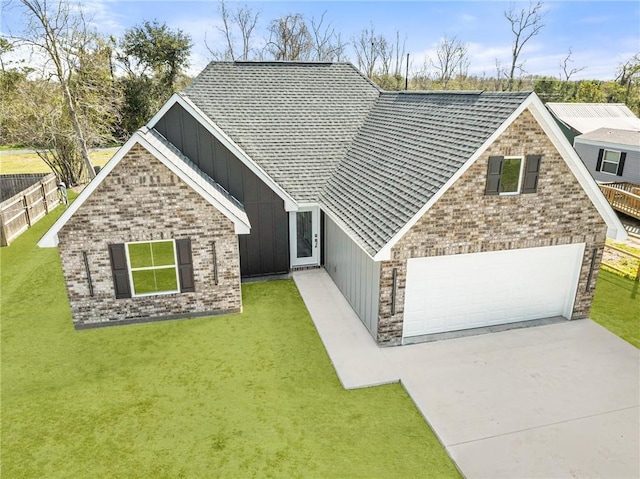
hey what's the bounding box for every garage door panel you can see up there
[403,244,585,338]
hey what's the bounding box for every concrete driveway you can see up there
[294,269,640,479]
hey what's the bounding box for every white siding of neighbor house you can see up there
[574,141,640,184]
[324,215,380,336]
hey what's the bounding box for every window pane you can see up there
[151,241,176,266]
[601,161,618,174]
[602,151,619,174]
[604,150,619,162]
[131,269,158,294]
[131,268,178,295]
[128,243,152,268]
[501,158,521,193]
[296,211,313,258]
[154,268,179,291]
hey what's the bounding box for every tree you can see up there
[207,0,260,61]
[560,47,585,81]
[352,25,386,79]
[265,13,312,61]
[0,37,14,72]
[504,1,545,90]
[615,53,640,114]
[120,20,192,92]
[431,35,469,89]
[118,21,192,137]
[309,12,346,62]
[575,80,606,103]
[12,0,99,180]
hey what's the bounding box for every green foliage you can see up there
[575,80,607,103]
[120,20,192,91]
[118,75,159,137]
[116,20,192,138]
[0,206,459,478]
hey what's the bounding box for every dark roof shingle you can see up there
[184,62,380,202]
[321,91,531,255]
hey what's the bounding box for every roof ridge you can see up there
[381,90,531,96]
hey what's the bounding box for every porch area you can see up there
[599,182,640,221]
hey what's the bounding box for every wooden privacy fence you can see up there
[599,182,640,221]
[0,173,62,246]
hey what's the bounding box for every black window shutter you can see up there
[176,238,195,293]
[522,155,542,194]
[485,156,503,195]
[616,152,626,176]
[109,244,131,299]
[595,149,604,172]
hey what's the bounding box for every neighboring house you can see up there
[574,128,640,184]
[39,62,625,346]
[546,102,640,144]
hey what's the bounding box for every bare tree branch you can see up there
[206,1,260,61]
[265,13,312,61]
[504,0,545,90]
[13,0,97,180]
[309,11,346,62]
[560,47,585,81]
[431,35,469,89]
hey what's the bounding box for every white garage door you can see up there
[402,244,585,338]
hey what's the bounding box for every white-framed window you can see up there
[499,156,524,195]
[486,155,541,196]
[601,150,621,175]
[125,239,180,297]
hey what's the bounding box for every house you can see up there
[546,102,640,144]
[39,62,625,346]
[573,128,640,184]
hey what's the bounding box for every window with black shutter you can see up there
[109,243,131,299]
[522,155,541,194]
[175,238,195,292]
[109,238,195,298]
[596,149,625,176]
[485,155,540,195]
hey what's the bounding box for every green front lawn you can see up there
[0,208,459,478]
[591,270,640,348]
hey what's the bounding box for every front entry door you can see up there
[290,207,319,267]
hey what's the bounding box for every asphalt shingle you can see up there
[184,62,380,202]
[183,62,531,256]
[321,91,531,256]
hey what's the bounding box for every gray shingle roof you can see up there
[184,62,380,202]
[575,127,640,148]
[321,91,531,256]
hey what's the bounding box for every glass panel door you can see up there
[296,211,313,258]
[290,207,319,267]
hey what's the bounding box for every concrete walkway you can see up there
[293,268,399,389]
[293,268,640,479]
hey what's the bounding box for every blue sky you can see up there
[2,1,639,80]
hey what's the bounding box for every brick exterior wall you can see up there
[58,144,242,327]
[377,109,608,345]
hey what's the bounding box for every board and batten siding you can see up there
[574,141,640,184]
[154,103,289,277]
[324,215,380,335]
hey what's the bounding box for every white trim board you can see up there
[373,93,626,261]
[147,93,298,212]
[573,137,640,152]
[38,128,251,248]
